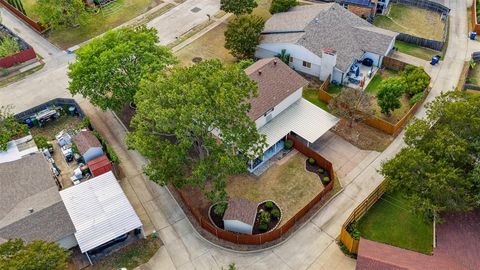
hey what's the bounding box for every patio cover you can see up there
[59,171,142,253]
[258,98,339,150]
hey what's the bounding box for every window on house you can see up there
[289,56,293,62]
[302,61,312,68]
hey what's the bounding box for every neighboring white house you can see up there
[223,198,258,235]
[255,3,397,84]
[60,171,143,264]
[73,130,104,163]
[245,58,339,172]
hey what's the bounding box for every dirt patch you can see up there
[332,119,393,152]
[30,115,82,140]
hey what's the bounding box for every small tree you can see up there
[270,0,298,14]
[68,26,177,111]
[376,77,406,116]
[328,88,374,127]
[275,49,290,64]
[225,15,265,60]
[401,65,430,97]
[0,106,28,151]
[0,239,70,270]
[220,0,257,15]
[34,0,88,29]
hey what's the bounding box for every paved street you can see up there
[0,0,477,269]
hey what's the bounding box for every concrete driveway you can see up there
[147,0,220,45]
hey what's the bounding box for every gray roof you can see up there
[260,3,397,72]
[0,153,75,243]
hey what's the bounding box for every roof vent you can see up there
[315,18,319,23]
[273,60,277,65]
[28,208,34,214]
[258,70,262,75]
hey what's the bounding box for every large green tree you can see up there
[220,0,257,15]
[401,65,430,97]
[376,77,406,116]
[381,92,480,220]
[127,60,265,207]
[270,0,298,14]
[225,15,265,60]
[68,26,177,111]
[34,0,87,29]
[0,239,70,270]
[0,106,28,151]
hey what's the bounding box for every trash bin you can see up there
[31,116,38,127]
[430,55,441,65]
[25,118,33,128]
[470,32,477,40]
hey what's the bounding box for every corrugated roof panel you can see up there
[258,98,339,150]
[59,171,142,253]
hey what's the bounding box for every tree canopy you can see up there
[225,15,265,60]
[0,106,28,151]
[401,65,430,97]
[381,92,480,220]
[68,26,177,111]
[376,77,406,116]
[34,0,87,29]
[220,0,257,15]
[270,0,298,14]
[328,88,374,127]
[0,239,70,270]
[127,60,265,206]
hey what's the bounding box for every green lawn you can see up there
[326,84,342,95]
[27,0,165,49]
[394,40,440,61]
[357,190,433,254]
[302,87,330,112]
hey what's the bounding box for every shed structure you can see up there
[87,155,112,177]
[223,198,258,235]
[73,130,103,163]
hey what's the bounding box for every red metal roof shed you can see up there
[87,155,112,177]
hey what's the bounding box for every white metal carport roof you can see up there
[258,98,339,149]
[59,171,142,253]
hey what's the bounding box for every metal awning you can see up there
[258,98,339,149]
[59,171,142,253]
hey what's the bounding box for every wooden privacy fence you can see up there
[177,137,335,246]
[339,180,388,254]
[390,0,450,14]
[0,0,46,33]
[382,56,407,71]
[473,0,480,34]
[396,33,444,51]
[0,47,36,68]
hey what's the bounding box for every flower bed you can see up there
[305,157,331,186]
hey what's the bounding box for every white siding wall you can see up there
[57,234,78,250]
[256,44,322,77]
[255,88,303,129]
[224,220,253,235]
[83,147,103,163]
[332,68,344,84]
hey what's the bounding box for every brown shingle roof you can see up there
[73,130,102,155]
[245,58,309,121]
[223,198,258,226]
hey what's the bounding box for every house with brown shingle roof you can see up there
[73,130,103,163]
[245,58,339,172]
[223,198,258,235]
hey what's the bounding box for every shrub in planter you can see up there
[284,139,293,150]
[259,222,268,231]
[308,157,315,165]
[322,176,330,185]
[347,222,361,240]
[265,201,274,210]
[214,202,227,216]
[317,168,325,174]
[271,208,280,219]
[259,211,271,224]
